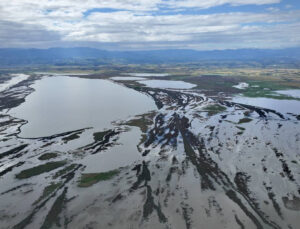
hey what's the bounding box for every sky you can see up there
[0,0,299,50]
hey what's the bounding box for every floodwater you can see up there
[276,89,300,99]
[9,76,157,138]
[140,80,196,89]
[1,73,299,229]
[232,96,300,114]
[0,74,29,92]
[232,82,249,89]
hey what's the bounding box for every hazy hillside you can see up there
[0,47,300,66]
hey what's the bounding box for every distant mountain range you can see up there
[0,47,300,66]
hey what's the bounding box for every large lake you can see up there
[9,76,157,138]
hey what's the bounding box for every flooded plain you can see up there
[9,76,156,138]
[232,96,300,114]
[0,73,299,229]
[276,89,300,99]
[140,80,196,89]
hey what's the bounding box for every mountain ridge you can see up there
[1,47,300,65]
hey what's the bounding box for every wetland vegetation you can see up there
[78,170,119,187]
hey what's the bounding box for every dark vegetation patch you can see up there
[282,196,300,211]
[226,190,263,229]
[0,144,28,160]
[78,169,119,187]
[175,75,240,96]
[131,161,151,190]
[235,214,245,229]
[93,130,112,142]
[33,182,62,205]
[1,183,31,195]
[16,161,67,179]
[263,183,282,218]
[84,130,120,154]
[143,185,167,223]
[242,81,300,100]
[123,112,156,133]
[40,187,68,229]
[38,152,58,161]
[53,164,79,179]
[202,104,226,116]
[181,203,193,229]
[0,162,25,177]
[62,132,80,142]
[238,118,252,124]
[236,126,245,131]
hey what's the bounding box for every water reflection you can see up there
[9,76,157,138]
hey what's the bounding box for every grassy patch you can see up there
[33,182,62,205]
[238,118,252,124]
[236,126,246,131]
[40,187,67,229]
[78,170,119,187]
[203,104,226,116]
[62,133,80,142]
[93,130,112,142]
[53,164,77,179]
[38,152,58,161]
[123,112,156,133]
[242,81,300,100]
[16,161,67,179]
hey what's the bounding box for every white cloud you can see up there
[164,0,281,9]
[0,0,299,50]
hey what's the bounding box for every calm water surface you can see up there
[276,89,300,99]
[9,76,157,138]
[140,80,196,89]
[232,96,300,114]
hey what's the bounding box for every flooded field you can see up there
[276,89,300,99]
[231,96,300,114]
[140,80,196,89]
[0,72,299,229]
[9,76,156,138]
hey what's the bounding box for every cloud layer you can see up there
[0,0,299,50]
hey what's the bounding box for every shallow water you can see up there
[0,74,29,92]
[232,82,249,90]
[276,89,300,99]
[9,76,157,138]
[81,127,142,173]
[1,73,299,229]
[232,96,300,114]
[140,80,196,89]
